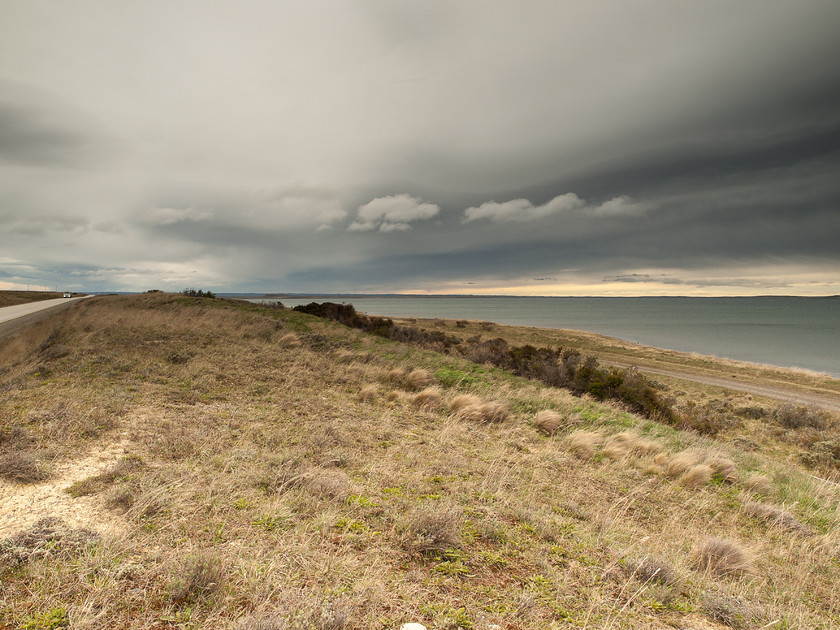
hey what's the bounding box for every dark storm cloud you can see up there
[0,83,103,168]
[2,1,839,294]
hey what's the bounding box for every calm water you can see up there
[249,296,840,378]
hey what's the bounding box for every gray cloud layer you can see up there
[1,1,838,295]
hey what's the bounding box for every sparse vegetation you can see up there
[181,287,216,298]
[0,293,838,628]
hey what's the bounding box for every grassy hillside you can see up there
[1,293,838,629]
[0,292,62,308]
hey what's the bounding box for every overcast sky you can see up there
[2,1,838,296]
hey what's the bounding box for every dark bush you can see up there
[296,303,677,422]
[181,288,216,298]
[773,403,827,430]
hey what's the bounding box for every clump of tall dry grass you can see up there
[708,456,738,484]
[744,501,812,534]
[695,538,752,577]
[741,474,772,495]
[564,431,602,459]
[452,400,510,424]
[405,369,433,390]
[448,393,481,413]
[385,367,407,384]
[622,555,680,586]
[665,451,702,478]
[532,410,565,436]
[601,430,661,459]
[412,387,444,411]
[278,333,301,348]
[680,464,713,489]
[359,384,379,403]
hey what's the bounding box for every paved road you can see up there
[0,296,91,339]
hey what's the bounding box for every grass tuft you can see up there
[447,393,481,413]
[622,555,680,586]
[412,387,444,411]
[405,369,434,391]
[452,400,510,424]
[680,464,713,489]
[532,410,565,435]
[695,538,752,577]
[564,430,602,459]
[744,501,813,534]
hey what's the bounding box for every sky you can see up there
[1,1,839,296]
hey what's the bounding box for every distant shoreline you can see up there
[225,293,840,300]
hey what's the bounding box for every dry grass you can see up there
[665,450,702,478]
[278,332,301,347]
[532,410,564,435]
[708,456,738,484]
[0,450,52,483]
[167,551,225,603]
[405,368,433,390]
[680,464,714,489]
[564,430,602,459]
[452,400,510,424]
[742,473,773,495]
[358,384,379,403]
[0,290,62,307]
[412,387,444,411]
[402,505,461,556]
[695,538,753,577]
[743,501,813,534]
[622,555,680,586]
[447,393,481,413]
[0,293,838,629]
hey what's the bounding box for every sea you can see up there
[241,296,840,378]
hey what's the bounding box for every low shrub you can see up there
[403,506,461,556]
[774,403,828,430]
[622,555,680,586]
[702,591,752,628]
[0,517,98,570]
[296,303,678,422]
[800,437,840,469]
[0,450,51,483]
[167,552,224,603]
[181,288,216,298]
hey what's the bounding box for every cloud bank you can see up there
[1,2,838,295]
[349,194,440,232]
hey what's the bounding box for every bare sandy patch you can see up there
[0,439,130,538]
